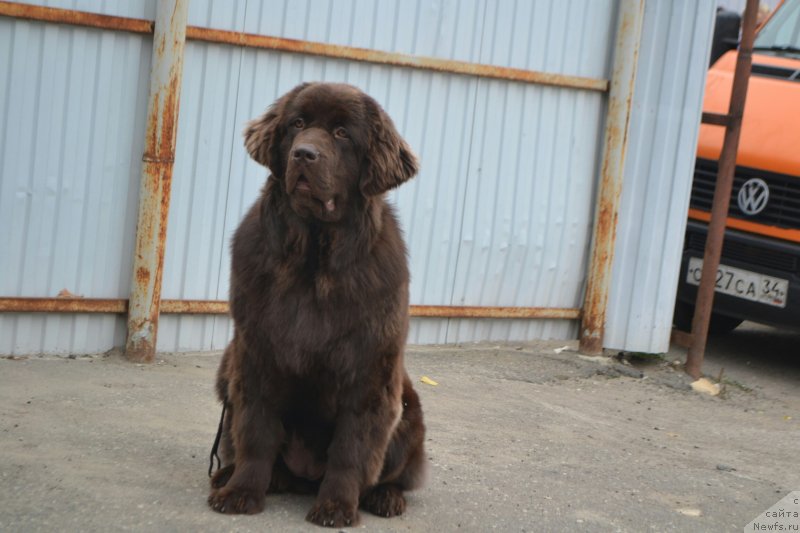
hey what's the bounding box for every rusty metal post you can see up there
[579,0,645,355]
[685,0,758,379]
[125,0,188,363]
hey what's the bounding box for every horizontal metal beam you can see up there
[0,298,128,314]
[160,300,229,314]
[0,1,609,92]
[0,298,580,320]
[411,305,581,319]
[0,298,223,314]
[186,26,608,92]
[701,112,732,127]
[0,0,152,33]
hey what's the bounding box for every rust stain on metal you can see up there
[579,332,603,355]
[0,1,152,34]
[143,93,160,161]
[161,75,182,157]
[126,322,155,363]
[136,266,150,285]
[580,150,624,354]
[160,300,230,315]
[579,0,644,356]
[142,82,182,165]
[0,297,127,314]
[156,28,167,57]
[410,306,581,320]
[125,0,187,364]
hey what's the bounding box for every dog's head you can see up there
[244,82,418,222]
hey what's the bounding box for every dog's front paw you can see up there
[306,499,359,528]
[361,484,406,517]
[210,464,235,489]
[208,485,264,515]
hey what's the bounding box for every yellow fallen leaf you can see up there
[691,378,720,396]
[785,416,793,421]
[420,376,438,386]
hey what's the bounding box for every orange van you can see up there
[675,0,800,332]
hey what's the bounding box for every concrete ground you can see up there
[1,324,798,532]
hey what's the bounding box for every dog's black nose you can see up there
[292,144,319,163]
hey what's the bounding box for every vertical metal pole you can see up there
[579,0,645,355]
[125,0,188,363]
[685,0,758,379]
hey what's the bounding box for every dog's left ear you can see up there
[360,96,419,196]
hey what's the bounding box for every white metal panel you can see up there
[159,0,615,349]
[444,0,616,344]
[187,0,246,31]
[1,0,717,355]
[445,82,604,343]
[0,17,150,355]
[160,22,612,349]
[204,0,614,78]
[605,0,717,353]
[479,0,616,79]
[240,0,486,64]
[390,72,479,344]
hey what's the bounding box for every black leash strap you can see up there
[208,402,227,477]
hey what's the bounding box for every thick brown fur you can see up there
[207,82,426,528]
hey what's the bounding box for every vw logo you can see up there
[737,178,769,215]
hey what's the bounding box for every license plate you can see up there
[686,257,788,308]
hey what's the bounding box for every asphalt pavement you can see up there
[1,324,798,532]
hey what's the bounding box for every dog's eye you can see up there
[334,127,349,139]
[292,118,305,129]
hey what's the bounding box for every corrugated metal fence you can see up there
[0,0,716,356]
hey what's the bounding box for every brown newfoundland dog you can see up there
[207,82,426,528]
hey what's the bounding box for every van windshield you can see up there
[753,0,800,56]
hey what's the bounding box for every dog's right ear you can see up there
[244,83,310,172]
